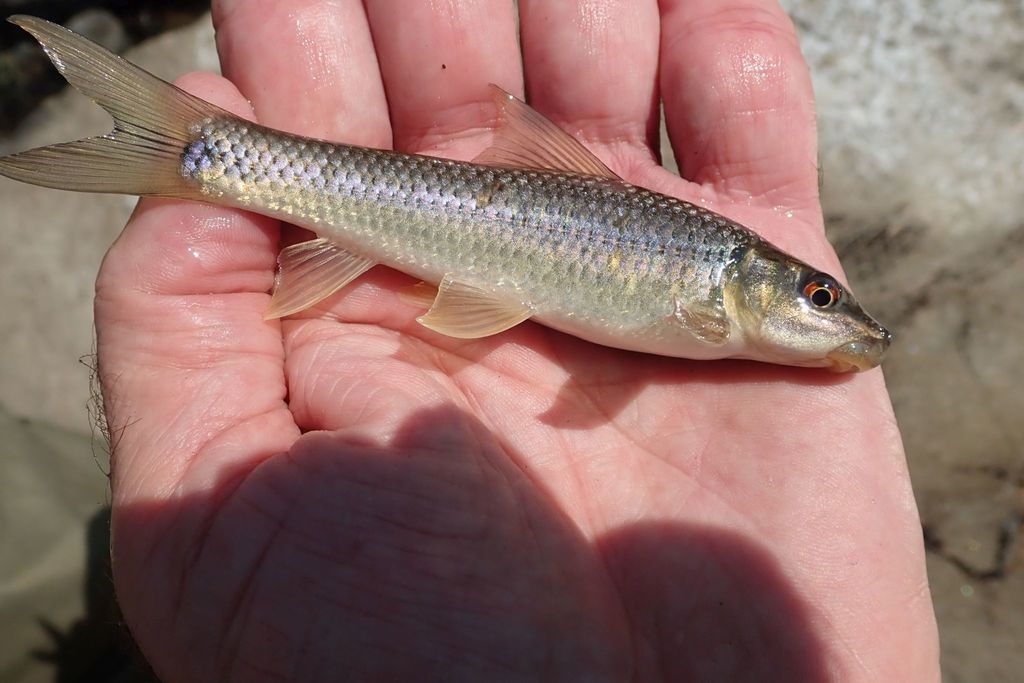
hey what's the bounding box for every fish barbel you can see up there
[0,16,891,371]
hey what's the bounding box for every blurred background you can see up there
[0,1,1020,681]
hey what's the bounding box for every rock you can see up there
[782,1,1024,678]
[0,13,217,435]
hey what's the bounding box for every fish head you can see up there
[726,242,891,372]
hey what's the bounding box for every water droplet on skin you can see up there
[187,246,201,260]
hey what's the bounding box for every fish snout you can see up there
[826,324,892,372]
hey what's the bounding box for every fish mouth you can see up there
[826,328,893,373]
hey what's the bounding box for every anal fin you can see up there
[264,238,374,319]
[417,275,532,339]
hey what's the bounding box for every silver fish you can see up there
[0,16,890,371]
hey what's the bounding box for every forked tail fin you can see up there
[0,15,229,198]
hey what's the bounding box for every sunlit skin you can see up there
[92,0,940,681]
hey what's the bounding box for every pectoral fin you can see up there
[672,298,730,345]
[264,238,374,319]
[417,275,532,338]
[473,85,619,180]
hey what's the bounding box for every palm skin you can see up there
[94,1,939,681]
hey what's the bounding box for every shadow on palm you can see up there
[116,404,831,680]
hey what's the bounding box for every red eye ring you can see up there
[803,276,840,308]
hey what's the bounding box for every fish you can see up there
[0,16,891,372]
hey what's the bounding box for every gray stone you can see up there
[782,1,1024,679]
[0,14,218,434]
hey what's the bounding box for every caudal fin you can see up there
[0,15,228,198]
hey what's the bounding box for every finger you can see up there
[212,0,391,147]
[363,0,522,157]
[212,1,406,399]
[97,73,299,504]
[518,0,661,173]
[659,0,819,206]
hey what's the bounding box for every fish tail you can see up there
[0,15,225,199]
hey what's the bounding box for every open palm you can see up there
[95,1,938,681]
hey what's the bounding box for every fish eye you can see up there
[803,274,841,308]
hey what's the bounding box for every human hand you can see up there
[96,1,939,680]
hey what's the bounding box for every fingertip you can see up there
[660,1,819,206]
[364,0,522,156]
[211,0,391,147]
[519,0,661,159]
[173,70,256,120]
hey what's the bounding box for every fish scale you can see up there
[183,117,754,339]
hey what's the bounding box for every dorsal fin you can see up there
[472,85,619,180]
